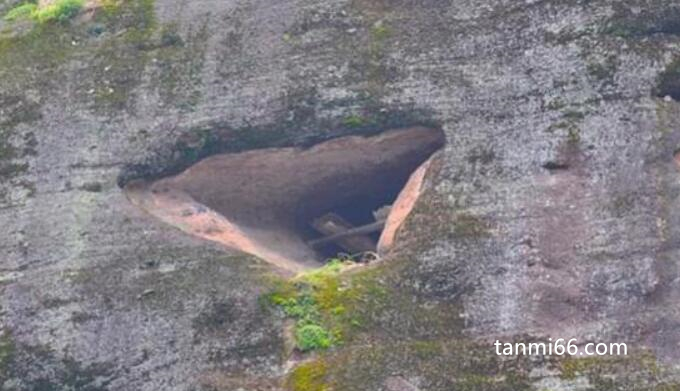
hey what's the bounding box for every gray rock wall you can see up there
[1,0,680,389]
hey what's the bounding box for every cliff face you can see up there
[1,0,680,390]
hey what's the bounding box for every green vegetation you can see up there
[343,114,367,128]
[34,0,84,23]
[371,21,391,40]
[288,360,330,391]
[3,3,37,21]
[556,353,672,390]
[265,259,385,352]
[560,356,607,380]
[266,260,352,351]
[4,0,84,23]
[365,20,393,96]
[296,324,332,351]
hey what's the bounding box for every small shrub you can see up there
[296,324,332,351]
[3,3,37,21]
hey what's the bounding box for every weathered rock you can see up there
[1,0,680,389]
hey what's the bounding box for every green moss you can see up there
[296,324,332,351]
[309,339,532,391]
[4,0,84,24]
[33,0,84,23]
[556,352,679,390]
[343,114,368,128]
[265,260,349,351]
[85,0,156,113]
[370,21,391,40]
[411,340,442,359]
[0,0,157,116]
[264,260,387,352]
[560,357,606,380]
[4,3,37,21]
[364,20,393,96]
[288,360,330,391]
[456,374,497,390]
[0,23,74,84]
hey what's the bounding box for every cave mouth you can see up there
[125,127,445,274]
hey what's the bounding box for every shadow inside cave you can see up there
[125,127,444,274]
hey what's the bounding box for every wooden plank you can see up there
[309,213,377,253]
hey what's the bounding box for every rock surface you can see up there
[1,0,680,390]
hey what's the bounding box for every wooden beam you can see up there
[308,214,384,250]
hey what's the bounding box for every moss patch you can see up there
[4,0,85,24]
[342,114,369,128]
[288,360,330,391]
[80,0,157,114]
[264,260,375,352]
[4,3,37,21]
[288,339,532,391]
[34,0,84,23]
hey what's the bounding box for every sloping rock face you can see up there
[1,0,680,390]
